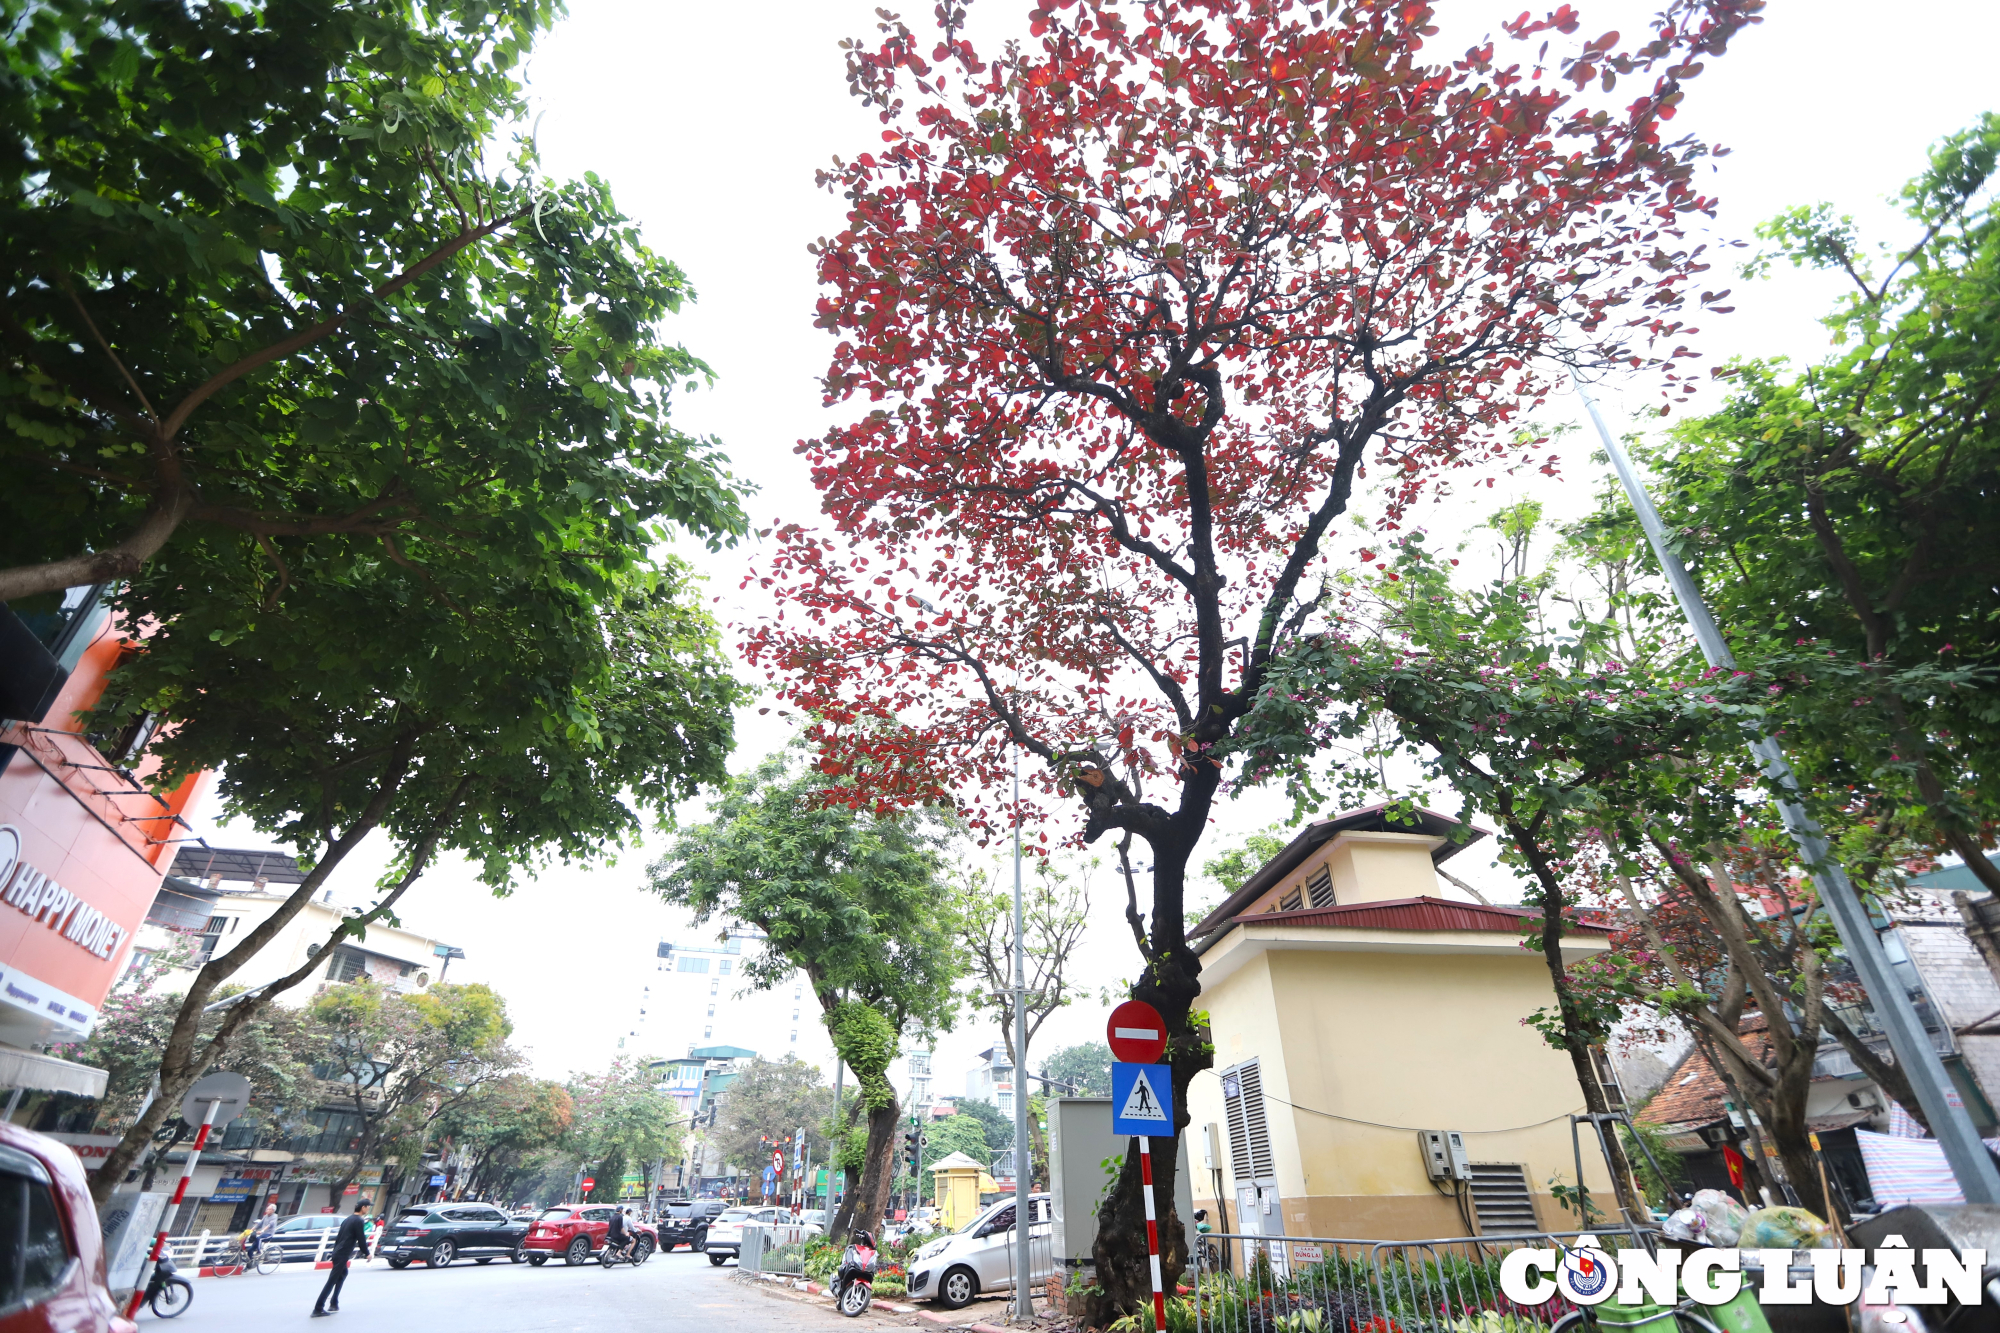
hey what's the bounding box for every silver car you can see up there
[905,1194,1054,1310]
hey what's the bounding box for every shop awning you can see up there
[0,1046,108,1098]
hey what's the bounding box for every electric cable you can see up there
[1199,1068,1585,1134]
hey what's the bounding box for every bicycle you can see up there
[210,1233,284,1275]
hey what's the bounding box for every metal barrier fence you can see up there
[1189,1228,1656,1333]
[997,1217,1058,1317]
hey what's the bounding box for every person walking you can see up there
[311,1198,371,1317]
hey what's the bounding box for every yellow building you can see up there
[1183,806,1618,1244]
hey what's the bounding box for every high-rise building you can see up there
[622,931,837,1071]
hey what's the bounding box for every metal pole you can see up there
[1574,373,2000,1203]
[124,1095,221,1318]
[1012,743,1033,1322]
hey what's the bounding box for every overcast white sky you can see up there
[189,0,2000,1087]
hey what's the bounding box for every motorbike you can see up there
[146,1250,194,1319]
[1193,1208,1221,1272]
[598,1232,654,1268]
[828,1231,879,1317]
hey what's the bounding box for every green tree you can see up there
[50,937,315,1157]
[0,0,742,603]
[952,1098,1012,1153]
[710,1056,828,1184]
[435,1075,575,1202]
[566,1058,684,1204]
[1640,113,2000,891]
[1039,1043,1113,1099]
[648,753,969,1238]
[306,980,519,1189]
[86,569,743,1203]
[899,1113,988,1203]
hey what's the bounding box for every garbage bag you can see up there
[1738,1205,1834,1250]
[1662,1207,1710,1243]
[1689,1189,1750,1246]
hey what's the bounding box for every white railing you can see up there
[169,1223,339,1269]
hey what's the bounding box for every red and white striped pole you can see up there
[123,1096,222,1319]
[1138,1135,1166,1330]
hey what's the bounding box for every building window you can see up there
[709,979,719,996]
[1278,887,1303,912]
[790,1010,799,1021]
[1304,864,1335,909]
[909,1053,931,1076]
[719,960,732,975]
[790,1032,797,1043]
[706,1005,715,1017]
[325,947,368,983]
[794,985,802,999]
[703,1027,712,1039]
[677,957,709,974]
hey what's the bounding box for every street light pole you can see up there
[1010,743,1034,1322]
[1574,373,2000,1203]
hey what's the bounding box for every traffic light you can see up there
[903,1128,921,1173]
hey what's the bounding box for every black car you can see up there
[655,1199,731,1252]
[382,1202,530,1269]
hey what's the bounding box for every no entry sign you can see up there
[1107,999,1167,1064]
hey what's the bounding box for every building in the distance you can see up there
[625,932,836,1070]
[966,1042,1015,1115]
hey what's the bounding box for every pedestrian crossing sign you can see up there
[1110,1061,1175,1136]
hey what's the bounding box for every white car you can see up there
[906,1194,1054,1310]
[701,1206,822,1267]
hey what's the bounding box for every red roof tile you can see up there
[1195,895,1614,956]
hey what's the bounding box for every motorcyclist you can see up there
[605,1206,636,1260]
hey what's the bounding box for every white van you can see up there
[905,1194,1054,1310]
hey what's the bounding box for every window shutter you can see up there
[1305,865,1335,908]
[1278,888,1303,912]
[1221,1059,1275,1181]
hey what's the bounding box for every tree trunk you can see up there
[1511,822,1644,1222]
[87,766,462,1204]
[848,1094,901,1239]
[1085,829,1207,1326]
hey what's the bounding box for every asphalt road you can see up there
[139,1248,925,1333]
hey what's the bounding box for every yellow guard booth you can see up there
[1183,806,1620,1243]
[928,1151,998,1232]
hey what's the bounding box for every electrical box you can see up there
[1199,1122,1220,1171]
[1419,1130,1469,1182]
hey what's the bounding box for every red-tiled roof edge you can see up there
[1194,895,1615,955]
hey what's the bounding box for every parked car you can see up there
[906,1194,1054,1310]
[520,1205,659,1267]
[267,1212,347,1262]
[380,1202,530,1269]
[0,1120,133,1332]
[700,1206,823,1267]
[656,1200,729,1252]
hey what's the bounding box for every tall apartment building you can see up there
[624,931,837,1070]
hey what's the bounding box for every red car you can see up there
[0,1120,136,1333]
[520,1204,658,1267]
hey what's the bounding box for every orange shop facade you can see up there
[0,586,210,1100]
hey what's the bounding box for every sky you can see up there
[186,0,2000,1090]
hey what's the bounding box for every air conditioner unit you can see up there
[1419,1130,1470,1182]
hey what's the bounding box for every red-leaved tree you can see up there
[747,0,1761,1314]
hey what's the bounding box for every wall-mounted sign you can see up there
[0,826,128,961]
